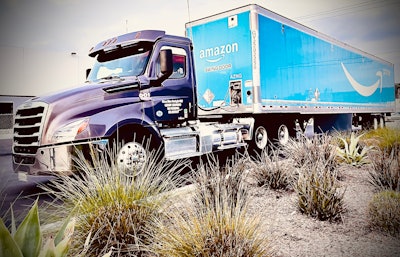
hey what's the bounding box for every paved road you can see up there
[0,144,53,221]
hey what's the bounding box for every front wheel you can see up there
[117,141,147,175]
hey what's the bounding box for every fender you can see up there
[88,100,162,143]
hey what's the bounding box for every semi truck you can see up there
[13,4,395,175]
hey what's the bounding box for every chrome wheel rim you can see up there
[278,124,289,145]
[117,142,146,175]
[255,126,268,149]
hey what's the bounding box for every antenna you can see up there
[186,0,193,40]
[125,19,128,33]
[186,0,191,22]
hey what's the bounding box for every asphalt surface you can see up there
[0,136,53,222]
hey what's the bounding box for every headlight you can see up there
[51,118,89,143]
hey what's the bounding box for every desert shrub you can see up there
[335,132,373,167]
[296,164,346,221]
[281,134,338,171]
[251,148,294,190]
[368,145,400,192]
[368,190,400,236]
[40,142,188,257]
[193,153,250,213]
[149,155,272,257]
[362,127,400,153]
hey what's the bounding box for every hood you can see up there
[28,77,142,145]
[32,77,139,105]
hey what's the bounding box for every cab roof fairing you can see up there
[88,30,166,57]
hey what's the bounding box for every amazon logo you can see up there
[341,62,387,97]
[199,42,239,63]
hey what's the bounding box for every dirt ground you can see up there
[247,165,400,257]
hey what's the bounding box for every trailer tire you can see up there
[251,125,268,152]
[277,124,290,145]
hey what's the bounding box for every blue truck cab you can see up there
[13,30,245,175]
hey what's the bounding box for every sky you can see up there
[0,0,399,95]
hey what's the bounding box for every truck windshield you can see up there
[87,42,153,82]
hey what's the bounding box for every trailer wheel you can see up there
[117,141,147,175]
[277,124,289,145]
[253,125,268,151]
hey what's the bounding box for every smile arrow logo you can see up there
[341,62,382,97]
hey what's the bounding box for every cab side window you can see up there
[157,46,187,79]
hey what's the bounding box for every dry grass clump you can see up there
[40,143,188,257]
[368,145,400,192]
[361,127,399,184]
[193,154,250,211]
[280,134,345,221]
[251,148,294,190]
[362,127,400,153]
[281,134,338,171]
[149,154,272,257]
[295,164,345,222]
[365,128,400,235]
[368,190,400,236]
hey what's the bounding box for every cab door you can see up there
[148,44,195,124]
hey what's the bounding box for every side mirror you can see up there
[159,49,173,81]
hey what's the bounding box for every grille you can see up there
[13,102,47,165]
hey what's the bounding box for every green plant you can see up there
[368,190,400,235]
[149,155,272,257]
[40,142,189,257]
[368,145,400,192]
[296,165,346,221]
[0,200,74,257]
[251,148,294,190]
[335,132,373,167]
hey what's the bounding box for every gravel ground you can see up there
[247,165,400,257]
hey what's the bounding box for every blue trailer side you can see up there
[186,4,395,143]
[256,8,394,113]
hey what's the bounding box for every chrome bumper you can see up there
[13,140,107,176]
